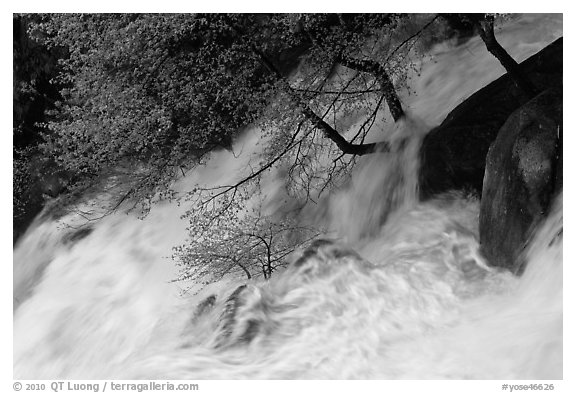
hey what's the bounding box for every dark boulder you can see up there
[419,38,562,199]
[479,87,562,272]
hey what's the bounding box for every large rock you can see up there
[419,38,562,199]
[479,87,562,272]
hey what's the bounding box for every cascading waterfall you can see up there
[13,14,562,380]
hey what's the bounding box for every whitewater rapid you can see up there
[13,14,562,380]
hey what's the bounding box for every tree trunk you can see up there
[474,15,537,99]
[300,105,388,155]
[236,261,252,280]
[377,72,404,122]
[248,40,390,155]
[337,54,405,122]
[266,262,272,280]
[228,20,390,157]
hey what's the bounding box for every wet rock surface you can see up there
[418,38,562,200]
[479,87,562,272]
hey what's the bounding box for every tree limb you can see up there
[337,53,404,122]
[227,21,390,157]
[470,14,537,98]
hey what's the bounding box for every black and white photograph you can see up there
[12,8,565,387]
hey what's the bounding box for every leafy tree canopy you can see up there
[31,13,442,205]
[173,186,322,287]
[20,13,525,281]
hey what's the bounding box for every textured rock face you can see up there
[419,38,563,200]
[479,87,562,272]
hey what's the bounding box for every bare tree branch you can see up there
[337,53,404,122]
[228,22,390,157]
[471,14,537,98]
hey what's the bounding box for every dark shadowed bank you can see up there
[419,38,562,271]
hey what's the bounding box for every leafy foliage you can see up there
[19,13,482,281]
[13,14,67,239]
[29,14,445,203]
[173,186,322,286]
[32,14,279,203]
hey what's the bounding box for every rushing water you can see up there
[13,15,562,380]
